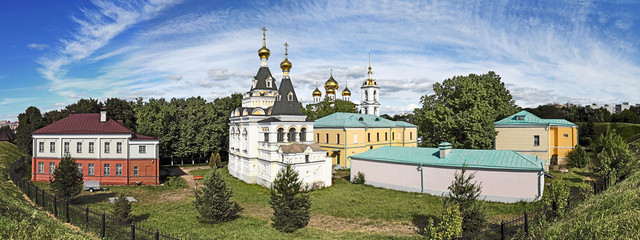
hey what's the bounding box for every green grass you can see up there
[0,142,92,240]
[593,122,640,142]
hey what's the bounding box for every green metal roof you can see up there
[494,110,577,127]
[314,112,417,129]
[350,146,544,171]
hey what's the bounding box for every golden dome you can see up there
[313,87,322,97]
[342,87,351,96]
[326,87,336,95]
[258,27,270,59]
[280,42,291,72]
[324,70,339,92]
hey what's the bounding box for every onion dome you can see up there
[258,27,270,59]
[313,87,322,97]
[280,43,292,73]
[342,84,351,96]
[324,70,339,92]
[326,87,336,95]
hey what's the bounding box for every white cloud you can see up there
[27,43,49,50]
[167,74,182,81]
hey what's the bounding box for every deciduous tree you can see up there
[302,97,358,121]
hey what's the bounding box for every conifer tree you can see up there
[269,164,310,233]
[113,192,132,222]
[445,164,487,233]
[209,152,221,169]
[50,153,83,201]
[194,166,240,223]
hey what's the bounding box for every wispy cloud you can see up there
[27,43,49,50]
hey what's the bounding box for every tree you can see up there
[14,106,44,156]
[50,153,83,201]
[113,192,132,222]
[424,204,463,240]
[209,152,221,169]
[567,145,589,168]
[592,131,635,178]
[194,166,241,223]
[302,97,358,121]
[65,98,103,113]
[270,164,311,232]
[105,98,137,131]
[444,165,487,233]
[413,71,517,149]
[579,120,595,146]
[542,180,569,217]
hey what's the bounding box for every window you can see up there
[337,154,341,164]
[563,134,569,137]
[300,128,306,142]
[116,142,122,154]
[354,134,358,144]
[385,132,388,141]
[264,133,269,142]
[104,142,110,153]
[534,135,540,146]
[377,133,380,141]
[316,133,319,143]
[368,133,371,142]
[104,164,110,176]
[139,146,146,154]
[116,164,123,176]
[326,134,329,144]
[77,163,82,174]
[392,132,395,140]
[305,155,310,163]
[288,128,296,142]
[38,162,44,173]
[267,80,272,88]
[88,163,95,176]
[516,115,525,120]
[410,132,413,140]
[77,142,82,153]
[373,90,377,101]
[50,142,55,153]
[89,142,94,153]
[337,134,340,144]
[64,142,69,153]
[287,92,293,101]
[49,162,55,174]
[133,166,139,176]
[277,128,284,142]
[39,142,44,153]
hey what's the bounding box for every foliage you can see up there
[164,176,186,189]
[444,165,487,233]
[580,120,595,146]
[194,166,241,223]
[567,145,589,168]
[424,204,463,240]
[413,71,517,149]
[49,153,83,201]
[105,98,137,131]
[302,97,358,121]
[112,192,132,223]
[65,98,103,113]
[209,152,221,169]
[381,113,415,123]
[542,179,569,218]
[592,131,636,178]
[270,164,311,233]
[351,171,365,184]
[14,106,44,156]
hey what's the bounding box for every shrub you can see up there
[567,145,589,168]
[50,153,83,201]
[270,164,310,233]
[444,164,487,233]
[592,131,635,178]
[352,171,365,184]
[424,204,463,240]
[542,180,569,218]
[209,152,221,169]
[164,176,186,189]
[194,167,241,223]
[112,193,132,223]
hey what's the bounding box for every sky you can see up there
[2,0,640,121]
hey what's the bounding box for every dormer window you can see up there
[277,95,282,101]
[267,80,272,88]
[515,115,525,120]
[288,92,293,101]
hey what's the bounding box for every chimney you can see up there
[100,107,107,122]
[439,142,452,158]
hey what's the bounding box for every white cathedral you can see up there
[228,29,332,188]
[311,57,381,116]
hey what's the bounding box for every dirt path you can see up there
[179,165,210,188]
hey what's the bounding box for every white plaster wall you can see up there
[128,141,158,159]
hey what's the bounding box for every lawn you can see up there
[61,166,542,239]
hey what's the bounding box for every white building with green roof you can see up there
[349,143,545,203]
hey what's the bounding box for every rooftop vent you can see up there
[359,117,364,121]
[439,142,452,158]
[100,108,107,122]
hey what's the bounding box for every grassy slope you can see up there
[593,122,640,142]
[0,142,92,240]
[544,169,640,239]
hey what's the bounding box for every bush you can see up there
[50,153,83,201]
[424,204,463,240]
[352,171,365,184]
[164,176,186,189]
[444,164,487,233]
[592,131,636,178]
[567,145,589,168]
[112,193,132,223]
[194,167,241,223]
[543,180,569,218]
[209,152,221,169]
[270,164,310,233]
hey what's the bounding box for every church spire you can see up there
[280,42,292,77]
[258,27,270,67]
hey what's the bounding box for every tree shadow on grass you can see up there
[412,213,438,235]
[73,192,117,204]
[132,213,150,223]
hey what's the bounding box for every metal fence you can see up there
[8,157,188,240]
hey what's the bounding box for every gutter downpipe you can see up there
[343,127,347,168]
[419,161,424,193]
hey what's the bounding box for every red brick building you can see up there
[31,110,160,185]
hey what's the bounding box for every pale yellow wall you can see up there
[314,126,418,168]
[496,125,578,166]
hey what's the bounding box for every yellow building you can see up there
[314,112,418,168]
[495,110,578,167]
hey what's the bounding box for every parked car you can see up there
[83,181,101,192]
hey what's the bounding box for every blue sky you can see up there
[2,0,640,121]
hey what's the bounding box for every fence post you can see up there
[27,181,30,197]
[35,185,38,204]
[155,229,159,240]
[552,200,557,218]
[54,196,57,217]
[42,189,46,208]
[131,222,135,240]
[501,220,505,240]
[66,200,70,223]
[524,212,529,235]
[101,211,106,239]
[86,206,89,226]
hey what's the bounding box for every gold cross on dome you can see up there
[284,42,289,56]
[261,27,267,39]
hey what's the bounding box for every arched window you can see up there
[288,92,294,101]
[326,133,329,143]
[373,90,377,101]
[316,133,319,143]
[277,128,284,142]
[300,128,307,142]
[288,128,296,142]
[364,90,368,101]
